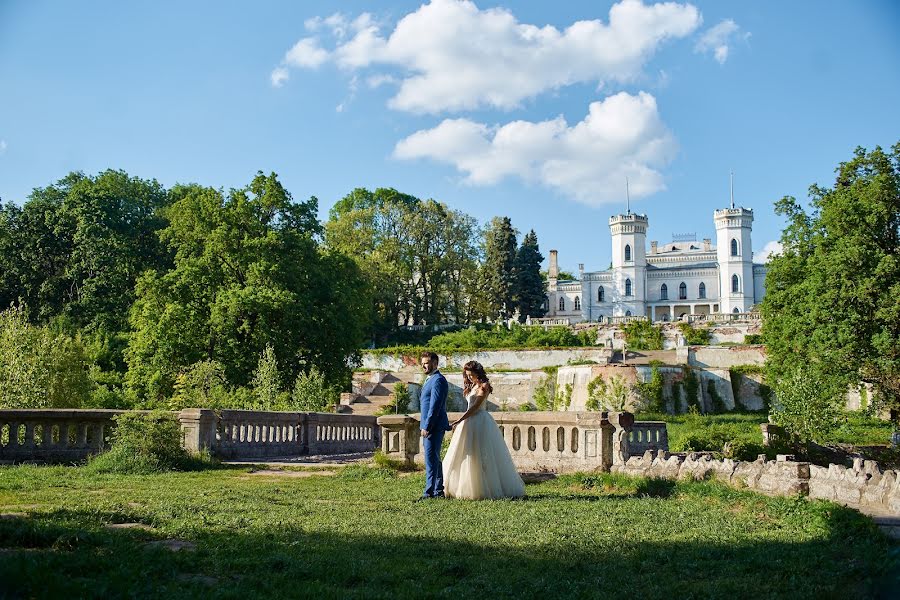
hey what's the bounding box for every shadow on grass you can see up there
[0,504,897,599]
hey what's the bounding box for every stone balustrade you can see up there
[378,411,636,473]
[604,315,648,325]
[0,409,125,462]
[627,421,669,455]
[1,409,380,463]
[182,410,379,459]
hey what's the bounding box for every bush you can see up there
[634,362,664,412]
[677,322,711,345]
[623,320,663,351]
[771,366,844,447]
[168,360,232,410]
[744,334,764,344]
[375,381,412,416]
[87,411,195,474]
[289,366,338,412]
[0,305,93,409]
[587,374,638,412]
[252,344,281,411]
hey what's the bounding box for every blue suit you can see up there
[419,370,450,497]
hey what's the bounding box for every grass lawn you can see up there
[1,464,898,598]
[636,411,897,458]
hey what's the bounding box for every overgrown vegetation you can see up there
[761,142,900,423]
[634,362,665,413]
[770,366,843,449]
[376,381,412,416]
[86,412,207,474]
[586,374,637,412]
[0,464,894,597]
[372,323,595,356]
[676,322,711,345]
[623,320,663,351]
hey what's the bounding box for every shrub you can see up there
[587,374,637,412]
[771,366,843,448]
[623,320,663,351]
[744,334,764,344]
[677,322,711,345]
[533,367,558,410]
[707,379,728,413]
[252,344,281,411]
[169,360,232,410]
[87,411,193,474]
[375,381,412,416]
[683,369,700,412]
[289,366,338,412]
[0,305,93,409]
[635,362,665,412]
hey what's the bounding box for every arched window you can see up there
[733,307,740,313]
[698,282,706,299]
[598,286,605,302]
[625,278,632,297]
[731,274,740,293]
[543,298,549,311]
[660,284,668,300]
[625,310,632,317]
[731,238,739,256]
[574,297,581,311]
[559,297,565,311]
[679,282,687,300]
[624,244,632,262]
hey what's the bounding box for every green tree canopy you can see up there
[125,172,370,406]
[762,143,900,421]
[482,217,518,320]
[512,229,546,322]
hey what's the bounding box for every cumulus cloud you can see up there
[273,0,702,112]
[695,19,747,64]
[270,37,330,86]
[394,91,676,205]
[753,240,783,263]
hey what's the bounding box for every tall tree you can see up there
[0,170,170,332]
[482,217,518,320]
[513,230,546,322]
[762,142,900,422]
[125,172,370,406]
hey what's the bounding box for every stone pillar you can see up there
[377,415,421,467]
[179,409,218,454]
[606,411,634,466]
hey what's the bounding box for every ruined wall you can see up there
[688,345,766,368]
[361,348,611,372]
[615,450,900,515]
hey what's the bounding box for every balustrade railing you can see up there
[605,316,648,325]
[1,409,380,463]
[378,411,638,473]
[627,421,669,455]
[0,409,126,462]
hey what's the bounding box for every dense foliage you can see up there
[372,324,596,355]
[762,143,900,424]
[623,320,664,350]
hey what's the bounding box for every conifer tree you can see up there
[482,217,518,320]
[513,230,546,322]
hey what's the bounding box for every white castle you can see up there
[544,204,767,323]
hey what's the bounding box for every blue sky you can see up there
[1,0,898,273]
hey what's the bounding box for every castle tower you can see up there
[609,213,648,316]
[714,207,754,313]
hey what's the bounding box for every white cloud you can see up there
[394,91,676,205]
[0,140,6,154]
[270,66,289,87]
[753,240,783,263]
[695,19,746,64]
[270,37,330,86]
[274,0,702,113]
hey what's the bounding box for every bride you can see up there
[442,361,525,500]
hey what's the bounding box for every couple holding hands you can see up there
[417,351,525,501]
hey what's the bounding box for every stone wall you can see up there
[686,345,766,368]
[361,348,611,373]
[615,450,900,515]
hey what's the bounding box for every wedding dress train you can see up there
[442,391,525,500]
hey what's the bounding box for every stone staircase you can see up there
[346,372,407,416]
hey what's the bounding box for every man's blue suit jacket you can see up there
[419,371,451,433]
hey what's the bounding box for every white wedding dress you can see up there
[442,390,525,500]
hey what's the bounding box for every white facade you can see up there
[545,207,767,323]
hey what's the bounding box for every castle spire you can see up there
[730,171,735,209]
[626,176,631,214]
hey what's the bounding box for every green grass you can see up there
[637,410,897,456]
[0,464,897,598]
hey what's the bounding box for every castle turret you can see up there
[609,213,648,317]
[714,207,754,313]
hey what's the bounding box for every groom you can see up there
[418,351,450,499]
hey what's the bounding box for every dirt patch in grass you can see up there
[145,539,196,552]
[243,469,337,478]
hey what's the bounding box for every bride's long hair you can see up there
[462,360,493,395]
